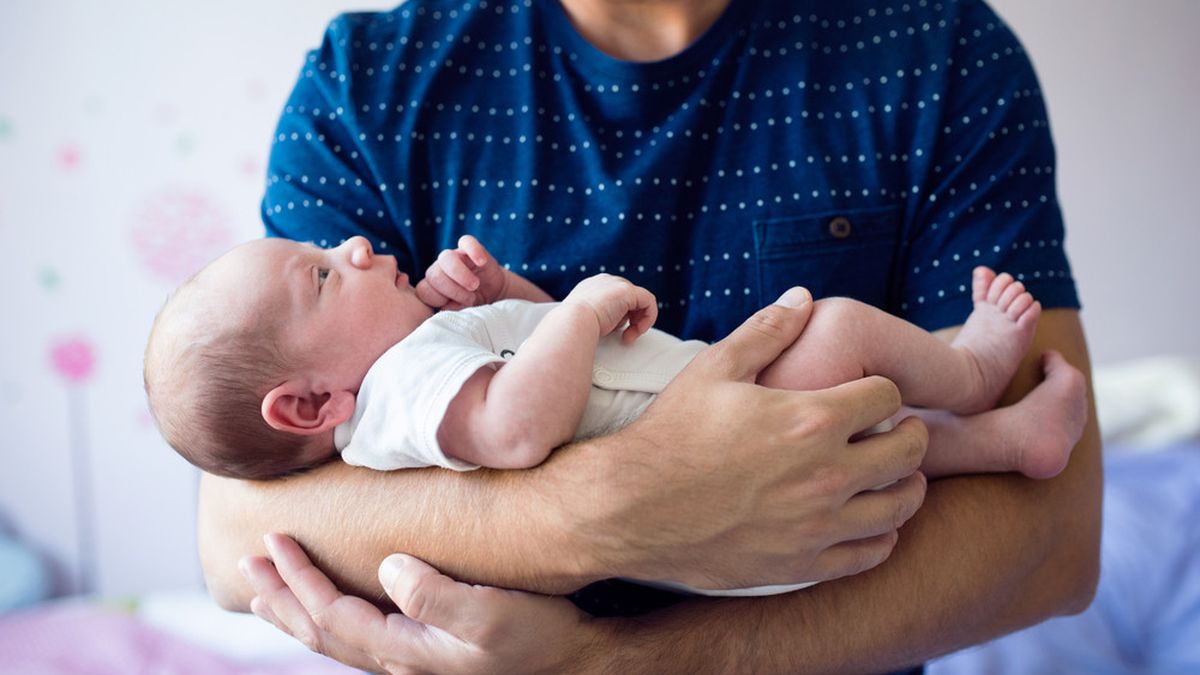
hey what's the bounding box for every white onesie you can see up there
[334,299,707,471]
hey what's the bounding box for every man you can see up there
[201,0,1101,671]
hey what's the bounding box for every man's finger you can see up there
[380,553,496,645]
[263,534,389,634]
[805,530,901,582]
[242,563,289,635]
[260,536,393,667]
[836,471,927,540]
[695,287,813,381]
[263,533,345,612]
[815,375,904,438]
[249,595,284,631]
[843,416,929,493]
[240,554,328,651]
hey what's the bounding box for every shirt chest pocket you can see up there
[753,205,903,309]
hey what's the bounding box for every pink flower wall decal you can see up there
[129,187,234,284]
[239,155,262,177]
[56,144,82,171]
[48,335,100,593]
[49,336,97,385]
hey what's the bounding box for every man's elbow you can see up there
[1058,529,1101,616]
[1019,511,1099,619]
[196,475,254,613]
[1049,476,1103,616]
[197,526,252,612]
[205,576,250,613]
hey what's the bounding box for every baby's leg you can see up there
[758,268,1039,415]
[912,350,1087,479]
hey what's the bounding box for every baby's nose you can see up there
[345,236,373,268]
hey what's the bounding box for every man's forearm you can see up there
[597,464,1099,672]
[199,448,616,611]
[591,309,1102,673]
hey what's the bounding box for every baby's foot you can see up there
[949,267,1041,414]
[1004,350,1087,479]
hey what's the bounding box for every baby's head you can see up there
[144,236,432,479]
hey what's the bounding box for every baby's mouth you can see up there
[395,271,409,288]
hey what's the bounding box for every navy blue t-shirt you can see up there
[263,0,1079,345]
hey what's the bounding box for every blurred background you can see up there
[0,0,1196,672]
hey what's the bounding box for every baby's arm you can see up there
[437,274,657,469]
[417,235,552,309]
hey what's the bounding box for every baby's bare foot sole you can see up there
[1009,350,1088,479]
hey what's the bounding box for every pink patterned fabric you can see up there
[0,602,355,675]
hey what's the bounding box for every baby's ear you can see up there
[261,381,355,435]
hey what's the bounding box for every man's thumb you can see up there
[695,286,813,382]
[774,286,811,308]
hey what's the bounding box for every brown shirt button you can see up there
[829,216,852,239]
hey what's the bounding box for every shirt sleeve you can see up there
[261,14,415,264]
[897,0,1080,332]
[337,312,505,472]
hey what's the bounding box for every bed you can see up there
[930,444,1200,674]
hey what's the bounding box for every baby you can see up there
[146,235,1080,486]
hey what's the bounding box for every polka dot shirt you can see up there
[263,0,1079,344]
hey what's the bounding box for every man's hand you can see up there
[562,273,658,343]
[416,235,509,309]
[581,286,930,589]
[241,534,600,675]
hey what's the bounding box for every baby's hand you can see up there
[563,274,658,344]
[416,235,509,310]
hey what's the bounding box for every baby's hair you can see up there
[144,276,328,480]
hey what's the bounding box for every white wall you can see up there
[990,0,1200,364]
[0,0,392,597]
[0,0,1195,597]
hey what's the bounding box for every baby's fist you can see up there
[416,235,508,309]
[564,274,658,343]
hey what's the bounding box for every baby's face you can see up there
[205,236,433,391]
